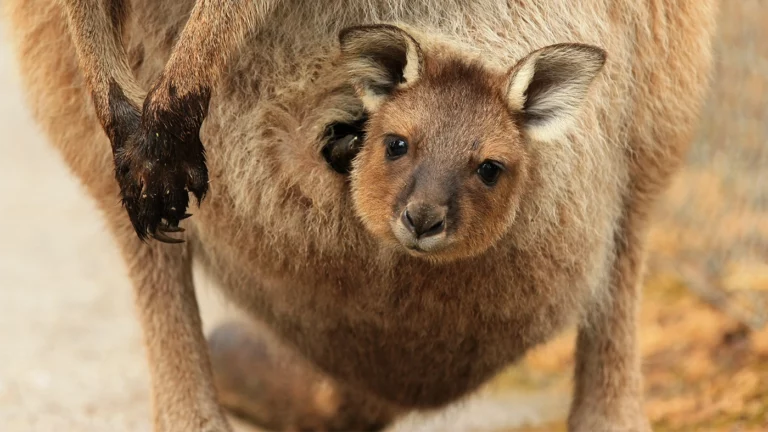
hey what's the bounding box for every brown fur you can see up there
[2,0,719,431]
[208,321,399,431]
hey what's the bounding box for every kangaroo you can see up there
[2,1,718,431]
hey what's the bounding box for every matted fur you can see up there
[2,0,718,431]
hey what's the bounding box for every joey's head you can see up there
[339,25,606,262]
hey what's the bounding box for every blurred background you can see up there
[0,1,766,431]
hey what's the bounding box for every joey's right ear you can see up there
[339,24,424,112]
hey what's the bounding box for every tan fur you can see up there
[2,0,718,431]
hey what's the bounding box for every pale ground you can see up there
[0,24,565,432]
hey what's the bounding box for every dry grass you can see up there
[487,274,768,432]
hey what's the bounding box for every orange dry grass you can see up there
[484,274,768,432]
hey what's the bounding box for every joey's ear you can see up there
[339,24,424,112]
[505,43,606,142]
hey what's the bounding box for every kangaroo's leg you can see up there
[103,205,232,432]
[208,320,401,432]
[567,196,651,432]
[61,0,280,243]
[568,3,718,429]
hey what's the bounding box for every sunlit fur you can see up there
[3,1,719,431]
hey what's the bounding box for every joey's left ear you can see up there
[505,43,607,142]
[339,24,424,112]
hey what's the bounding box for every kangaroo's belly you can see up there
[193,215,596,408]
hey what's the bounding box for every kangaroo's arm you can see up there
[150,0,267,97]
[61,0,281,243]
[60,3,282,431]
[62,0,145,146]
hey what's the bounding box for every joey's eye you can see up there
[385,135,408,160]
[477,160,503,186]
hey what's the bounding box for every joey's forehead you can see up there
[383,98,517,159]
[383,88,508,140]
[410,79,500,123]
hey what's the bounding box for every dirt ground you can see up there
[1,2,767,431]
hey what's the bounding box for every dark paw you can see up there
[114,139,206,244]
[107,81,211,243]
[321,115,368,174]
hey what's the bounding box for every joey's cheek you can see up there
[460,187,510,238]
[351,166,396,235]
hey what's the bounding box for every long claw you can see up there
[151,230,185,244]
[180,213,193,220]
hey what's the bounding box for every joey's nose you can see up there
[401,202,447,238]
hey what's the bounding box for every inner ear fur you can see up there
[505,43,607,142]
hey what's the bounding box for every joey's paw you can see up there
[114,84,211,243]
[321,115,368,174]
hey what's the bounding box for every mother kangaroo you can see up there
[3,0,717,431]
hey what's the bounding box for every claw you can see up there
[180,213,193,220]
[150,230,185,244]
